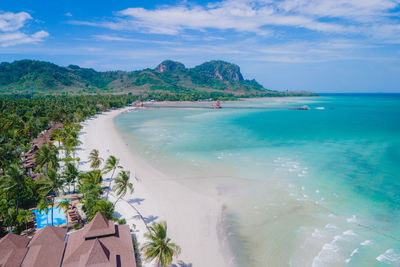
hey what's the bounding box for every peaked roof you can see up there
[0,233,29,267]
[0,232,29,248]
[83,211,115,239]
[29,225,66,246]
[22,225,67,267]
[62,221,136,267]
[79,239,111,267]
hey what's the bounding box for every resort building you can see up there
[21,122,63,175]
[0,212,136,267]
[62,211,136,267]
[21,226,67,267]
[0,233,29,267]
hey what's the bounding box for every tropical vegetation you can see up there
[0,94,136,234]
[0,59,317,99]
[142,221,181,267]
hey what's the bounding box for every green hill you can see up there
[0,59,316,98]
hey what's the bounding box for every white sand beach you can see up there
[76,107,229,267]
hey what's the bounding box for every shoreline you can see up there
[76,107,231,266]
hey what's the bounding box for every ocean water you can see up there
[115,94,400,266]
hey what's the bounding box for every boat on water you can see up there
[290,105,310,110]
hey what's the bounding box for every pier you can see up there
[136,101,310,110]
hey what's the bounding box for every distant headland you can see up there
[0,59,317,99]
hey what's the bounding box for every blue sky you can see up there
[1,0,400,92]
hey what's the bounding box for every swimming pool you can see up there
[33,206,67,229]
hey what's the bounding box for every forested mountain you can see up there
[0,60,316,98]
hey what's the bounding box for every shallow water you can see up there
[115,95,400,266]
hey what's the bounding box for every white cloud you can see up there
[0,11,49,47]
[93,34,179,45]
[69,1,342,35]
[65,12,73,17]
[0,11,32,32]
[69,0,400,43]
[0,30,49,47]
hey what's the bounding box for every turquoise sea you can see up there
[115,94,400,266]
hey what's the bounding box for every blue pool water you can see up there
[33,206,67,229]
[115,94,400,266]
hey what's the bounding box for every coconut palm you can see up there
[36,199,50,225]
[51,129,64,148]
[80,169,102,185]
[142,221,181,267]
[102,155,122,198]
[0,164,27,212]
[112,171,134,206]
[63,163,79,193]
[57,199,70,213]
[88,149,103,169]
[17,209,33,230]
[65,135,82,163]
[38,168,65,226]
[35,143,59,173]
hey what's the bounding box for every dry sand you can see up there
[76,107,230,267]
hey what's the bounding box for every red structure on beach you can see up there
[212,100,221,109]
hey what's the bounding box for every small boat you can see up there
[290,105,310,110]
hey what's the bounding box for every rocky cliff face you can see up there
[154,60,186,73]
[192,60,244,82]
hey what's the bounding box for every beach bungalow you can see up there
[21,122,63,174]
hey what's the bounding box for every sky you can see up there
[1,0,400,92]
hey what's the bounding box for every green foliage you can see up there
[57,199,70,212]
[117,218,127,225]
[63,163,79,193]
[88,149,103,169]
[79,169,103,185]
[35,143,59,172]
[112,170,134,205]
[0,94,137,170]
[17,209,33,230]
[0,94,139,233]
[142,221,181,267]
[85,198,115,221]
[73,222,81,229]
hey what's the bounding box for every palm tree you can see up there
[63,163,79,193]
[88,149,103,169]
[35,143,59,173]
[80,169,102,185]
[112,171,134,206]
[17,209,33,231]
[65,136,81,164]
[0,164,27,212]
[103,155,122,198]
[57,199,70,213]
[38,168,64,226]
[87,199,114,221]
[51,129,64,148]
[142,221,181,267]
[36,199,50,226]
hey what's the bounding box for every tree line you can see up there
[0,93,180,266]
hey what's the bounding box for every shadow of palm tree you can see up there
[171,260,193,267]
[128,198,145,205]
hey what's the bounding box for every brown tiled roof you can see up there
[79,239,111,267]
[83,211,115,239]
[62,212,136,267]
[0,233,29,267]
[21,225,67,267]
